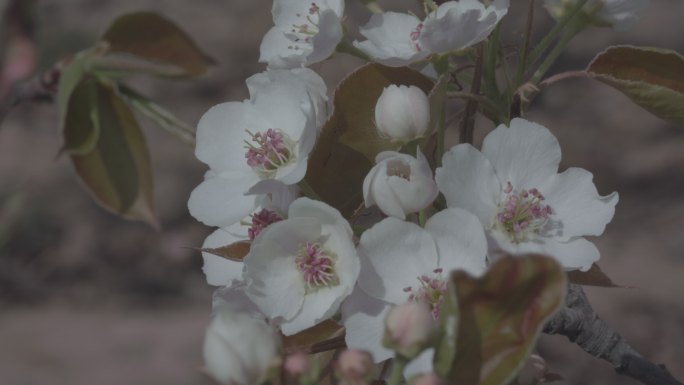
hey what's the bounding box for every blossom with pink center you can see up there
[188,68,326,230]
[436,118,619,271]
[544,0,648,32]
[353,0,509,67]
[260,0,345,68]
[244,198,360,335]
[200,184,296,287]
[342,208,487,366]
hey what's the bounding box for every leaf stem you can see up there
[459,44,484,145]
[336,39,370,62]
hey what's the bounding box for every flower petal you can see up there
[404,348,435,379]
[188,174,261,227]
[358,218,438,304]
[436,144,500,228]
[307,10,343,65]
[259,27,307,69]
[244,218,321,321]
[482,118,561,189]
[342,287,393,363]
[354,12,429,67]
[425,208,488,277]
[541,167,619,241]
[212,280,265,320]
[202,228,246,286]
[281,284,348,335]
[493,235,600,272]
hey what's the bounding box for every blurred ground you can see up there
[0,1,683,384]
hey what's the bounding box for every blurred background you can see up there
[0,1,682,384]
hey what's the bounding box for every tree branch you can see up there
[544,284,683,385]
[0,65,59,126]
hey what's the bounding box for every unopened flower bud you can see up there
[409,372,445,385]
[383,302,437,359]
[363,149,438,219]
[284,352,311,378]
[374,85,430,142]
[203,309,281,385]
[336,349,374,385]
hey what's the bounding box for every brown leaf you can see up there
[101,11,214,77]
[567,263,622,288]
[282,320,345,354]
[200,240,252,262]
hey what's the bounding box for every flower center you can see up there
[386,159,411,181]
[496,181,553,244]
[295,242,339,292]
[244,128,296,178]
[288,2,322,51]
[410,23,424,52]
[403,268,447,319]
[246,208,283,240]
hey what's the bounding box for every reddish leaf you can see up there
[567,263,621,288]
[436,255,566,385]
[200,240,252,262]
[282,320,345,354]
[101,11,213,77]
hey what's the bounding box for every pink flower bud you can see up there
[336,349,374,384]
[374,85,430,142]
[383,302,437,358]
[284,352,310,377]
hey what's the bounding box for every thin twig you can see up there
[544,284,683,385]
[459,44,484,145]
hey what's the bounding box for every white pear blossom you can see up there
[354,0,509,67]
[342,208,487,364]
[244,197,360,335]
[188,69,326,229]
[203,308,280,385]
[375,85,430,142]
[260,0,345,68]
[384,301,437,359]
[201,185,297,287]
[363,150,438,220]
[436,118,618,271]
[544,0,648,31]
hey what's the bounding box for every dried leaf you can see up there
[282,320,345,354]
[567,263,621,288]
[200,240,251,262]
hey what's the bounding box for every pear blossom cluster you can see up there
[187,1,632,385]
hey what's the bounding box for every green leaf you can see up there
[587,45,684,127]
[100,11,213,77]
[438,255,566,385]
[70,80,157,227]
[335,63,434,161]
[61,76,100,155]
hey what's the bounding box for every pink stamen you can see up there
[405,269,448,319]
[295,243,338,291]
[247,209,283,240]
[410,23,424,52]
[497,181,553,243]
[244,128,293,176]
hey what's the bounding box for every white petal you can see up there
[202,228,246,286]
[436,144,500,228]
[211,281,265,320]
[342,288,393,363]
[259,27,307,69]
[482,118,562,189]
[289,197,353,236]
[404,349,435,379]
[425,208,488,277]
[188,174,261,227]
[421,2,492,53]
[354,12,429,67]
[281,285,348,335]
[244,218,321,321]
[541,167,618,241]
[196,101,271,173]
[306,10,343,65]
[494,235,600,272]
[358,218,438,304]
